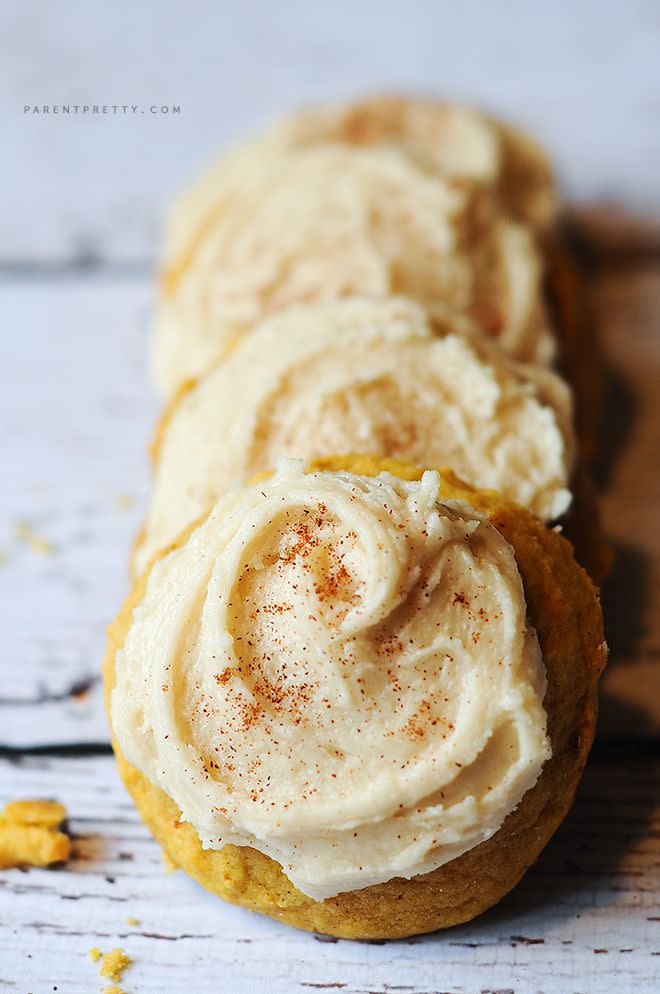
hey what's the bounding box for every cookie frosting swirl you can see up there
[112,464,551,899]
[139,297,573,574]
[155,145,554,395]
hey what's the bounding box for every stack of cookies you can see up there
[105,95,608,939]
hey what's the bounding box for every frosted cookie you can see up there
[107,458,606,939]
[165,93,557,277]
[137,297,573,575]
[154,145,554,396]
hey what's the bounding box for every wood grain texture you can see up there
[0,279,158,747]
[0,754,657,993]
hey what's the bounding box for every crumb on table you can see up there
[125,915,139,926]
[2,799,66,827]
[13,520,55,556]
[103,986,125,994]
[0,799,71,868]
[99,946,132,981]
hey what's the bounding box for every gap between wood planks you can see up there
[1,737,659,762]
[0,258,154,280]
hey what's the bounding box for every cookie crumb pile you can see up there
[90,945,132,993]
[0,799,70,869]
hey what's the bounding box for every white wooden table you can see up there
[1,3,659,991]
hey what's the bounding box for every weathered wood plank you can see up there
[0,753,657,993]
[3,2,660,263]
[0,279,158,746]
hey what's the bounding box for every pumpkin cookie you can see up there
[154,144,553,396]
[107,457,605,939]
[164,93,557,277]
[138,297,573,575]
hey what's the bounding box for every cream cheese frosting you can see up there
[164,94,557,279]
[112,464,551,900]
[138,298,573,575]
[154,145,555,396]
